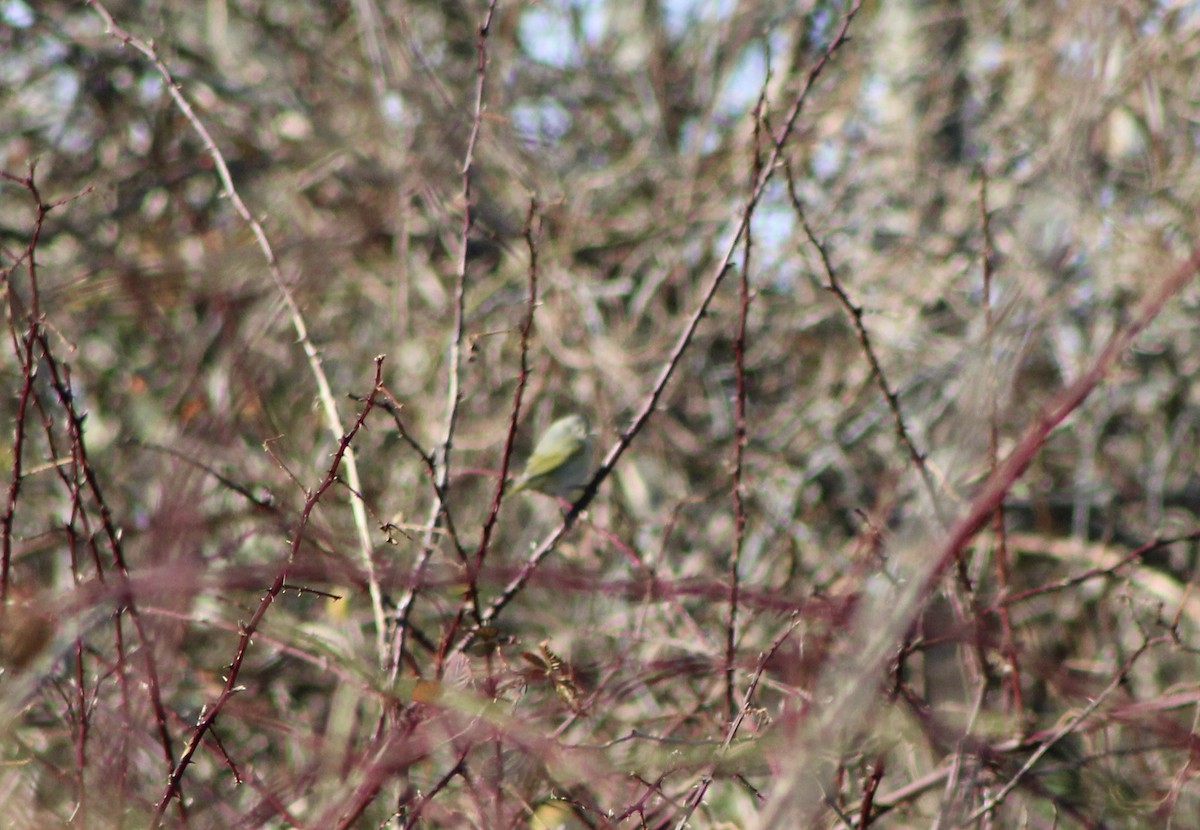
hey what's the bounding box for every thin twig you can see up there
[979,168,1023,716]
[724,83,768,723]
[151,358,385,824]
[393,0,500,677]
[788,179,947,527]
[1,170,184,822]
[672,619,803,830]
[85,0,390,668]
[472,197,541,620]
[997,530,1200,608]
[958,637,1158,826]
[454,0,866,652]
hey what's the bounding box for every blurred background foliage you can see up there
[3,0,1200,827]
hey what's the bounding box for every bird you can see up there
[508,414,592,499]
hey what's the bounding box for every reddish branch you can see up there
[473,197,541,620]
[152,358,385,823]
[724,87,769,723]
[390,0,501,683]
[2,169,180,822]
[920,247,1200,602]
[978,169,1023,716]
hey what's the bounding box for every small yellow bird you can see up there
[508,414,592,499]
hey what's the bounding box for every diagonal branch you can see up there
[454,0,866,653]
